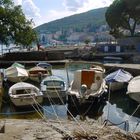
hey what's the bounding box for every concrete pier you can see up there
[1,60,140,76]
[0,60,69,68]
[104,63,140,76]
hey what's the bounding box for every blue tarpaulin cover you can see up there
[37,62,52,67]
[105,69,133,83]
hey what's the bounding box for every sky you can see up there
[13,0,113,27]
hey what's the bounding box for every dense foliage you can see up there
[35,7,107,34]
[106,0,140,38]
[124,0,140,10]
[0,0,37,47]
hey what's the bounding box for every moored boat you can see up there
[28,66,49,82]
[8,82,43,107]
[36,62,52,75]
[127,76,140,103]
[5,64,28,83]
[105,69,133,92]
[67,67,108,108]
[41,75,67,103]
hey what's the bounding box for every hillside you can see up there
[35,7,107,34]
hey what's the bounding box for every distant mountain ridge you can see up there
[35,7,107,34]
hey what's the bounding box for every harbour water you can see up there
[0,63,140,132]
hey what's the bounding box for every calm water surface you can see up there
[0,63,140,132]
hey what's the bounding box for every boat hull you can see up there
[7,76,28,83]
[109,82,126,92]
[67,90,107,108]
[10,95,43,107]
[5,66,29,83]
[43,90,67,103]
[29,74,48,82]
[127,92,140,103]
[127,76,140,103]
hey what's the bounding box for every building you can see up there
[97,42,123,53]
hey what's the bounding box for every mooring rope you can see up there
[46,73,88,133]
[0,110,37,115]
[133,120,140,133]
[45,92,64,127]
[107,82,111,120]
[26,89,72,138]
[99,81,140,133]
[23,81,87,137]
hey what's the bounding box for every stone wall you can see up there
[0,51,65,61]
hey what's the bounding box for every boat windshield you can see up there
[44,81,64,87]
[14,89,31,95]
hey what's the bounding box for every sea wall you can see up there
[0,51,65,61]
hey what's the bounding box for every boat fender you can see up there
[41,85,46,92]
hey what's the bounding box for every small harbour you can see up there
[0,63,140,132]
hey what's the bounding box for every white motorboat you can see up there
[67,67,108,107]
[5,65,28,83]
[9,82,43,107]
[41,75,67,103]
[105,69,133,92]
[127,76,140,103]
[28,66,49,82]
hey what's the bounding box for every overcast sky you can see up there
[13,0,113,27]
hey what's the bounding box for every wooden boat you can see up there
[105,69,133,92]
[67,67,108,108]
[127,76,140,103]
[28,66,49,82]
[41,75,67,102]
[9,82,43,107]
[5,65,28,83]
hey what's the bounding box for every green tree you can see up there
[0,0,37,47]
[105,0,140,38]
[124,0,140,10]
[124,0,140,17]
[84,39,90,46]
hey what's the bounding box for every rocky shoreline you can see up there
[0,119,140,140]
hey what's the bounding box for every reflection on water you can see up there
[0,64,140,132]
[109,91,140,117]
[0,102,41,119]
[103,91,140,132]
[67,101,106,121]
